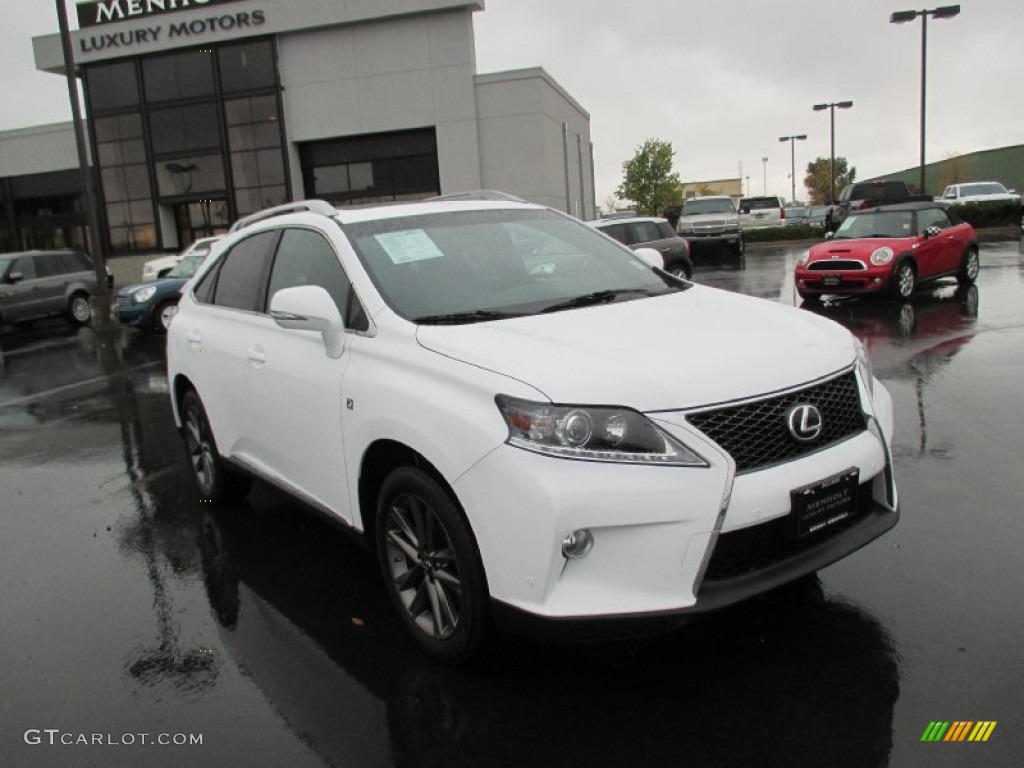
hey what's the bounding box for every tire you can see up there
[957,247,979,284]
[153,298,180,333]
[666,261,692,280]
[67,292,92,325]
[181,389,252,503]
[376,466,488,664]
[890,261,916,300]
[733,238,745,257]
[797,289,821,304]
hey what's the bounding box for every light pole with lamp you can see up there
[890,5,960,195]
[761,157,768,196]
[779,134,807,204]
[812,101,854,204]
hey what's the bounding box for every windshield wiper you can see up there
[541,288,656,314]
[414,309,523,325]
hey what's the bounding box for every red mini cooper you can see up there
[794,202,979,301]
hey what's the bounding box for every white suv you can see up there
[167,197,899,662]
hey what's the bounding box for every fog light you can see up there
[562,529,594,559]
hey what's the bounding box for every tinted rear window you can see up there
[740,197,782,210]
[852,182,906,200]
[210,231,279,311]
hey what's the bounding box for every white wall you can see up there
[474,69,593,218]
[277,10,482,195]
[0,123,82,177]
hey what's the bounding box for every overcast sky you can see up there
[2,0,1022,205]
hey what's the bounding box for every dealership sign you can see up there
[76,0,246,28]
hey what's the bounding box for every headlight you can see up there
[796,250,810,267]
[495,396,708,466]
[133,285,158,303]
[678,222,694,234]
[870,247,894,266]
[724,222,740,232]
[854,338,874,398]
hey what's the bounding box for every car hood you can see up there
[117,278,189,297]
[807,237,915,260]
[415,285,856,412]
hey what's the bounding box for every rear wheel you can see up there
[376,466,488,664]
[890,261,916,299]
[67,293,92,325]
[181,390,252,503]
[797,289,821,304]
[958,247,979,284]
[666,261,692,280]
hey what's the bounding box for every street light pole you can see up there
[890,5,961,195]
[55,0,106,299]
[779,134,807,203]
[761,157,768,196]
[812,101,854,203]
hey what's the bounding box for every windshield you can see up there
[167,252,206,278]
[959,183,1007,196]
[343,209,683,323]
[834,211,914,239]
[681,199,735,216]
[785,207,808,218]
[0,258,10,276]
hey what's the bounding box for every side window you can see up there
[918,208,951,231]
[267,228,368,331]
[656,222,676,239]
[211,231,279,311]
[35,254,66,278]
[11,256,39,281]
[630,221,662,243]
[599,224,630,245]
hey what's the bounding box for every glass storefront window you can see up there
[149,103,221,155]
[219,41,275,94]
[155,154,227,197]
[235,186,287,217]
[86,62,139,112]
[143,50,216,103]
[93,113,143,143]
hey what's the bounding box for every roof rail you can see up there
[427,189,528,203]
[228,200,337,233]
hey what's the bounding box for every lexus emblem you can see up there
[786,404,823,442]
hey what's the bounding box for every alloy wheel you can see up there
[70,296,92,323]
[184,407,216,496]
[383,494,462,640]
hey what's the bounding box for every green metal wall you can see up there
[862,144,1024,196]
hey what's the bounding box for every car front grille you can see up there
[685,370,866,473]
[114,296,133,309]
[701,481,875,581]
[807,260,866,271]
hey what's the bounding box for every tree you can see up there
[804,157,856,204]
[616,139,682,216]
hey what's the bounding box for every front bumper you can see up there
[114,301,153,327]
[680,231,742,246]
[796,266,894,295]
[456,374,898,638]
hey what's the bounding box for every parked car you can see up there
[940,181,1020,205]
[589,216,693,278]
[739,196,786,229]
[168,197,898,663]
[141,236,221,281]
[675,196,744,255]
[794,202,978,301]
[827,181,914,232]
[0,249,109,326]
[784,206,809,226]
[115,250,210,332]
[806,205,829,228]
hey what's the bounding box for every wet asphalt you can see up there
[2,236,1023,767]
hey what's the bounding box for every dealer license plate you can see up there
[790,468,859,538]
[822,275,843,288]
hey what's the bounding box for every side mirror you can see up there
[1009,189,1017,194]
[740,206,751,214]
[7,271,23,284]
[270,285,345,359]
[824,231,835,240]
[924,225,941,239]
[633,247,664,269]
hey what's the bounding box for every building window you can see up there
[219,41,276,95]
[143,50,216,103]
[93,113,155,253]
[225,94,285,216]
[156,154,227,197]
[85,62,139,112]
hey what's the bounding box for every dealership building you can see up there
[1,0,594,255]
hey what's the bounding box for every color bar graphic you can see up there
[921,721,996,742]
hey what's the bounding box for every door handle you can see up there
[247,346,266,364]
[186,331,202,344]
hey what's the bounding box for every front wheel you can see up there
[958,247,979,284]
[376,467,488,664]
[890,261,916,299]
[666,261,692,280]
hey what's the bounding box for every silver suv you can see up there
[0,250,105,326]
[675,196,744,256]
